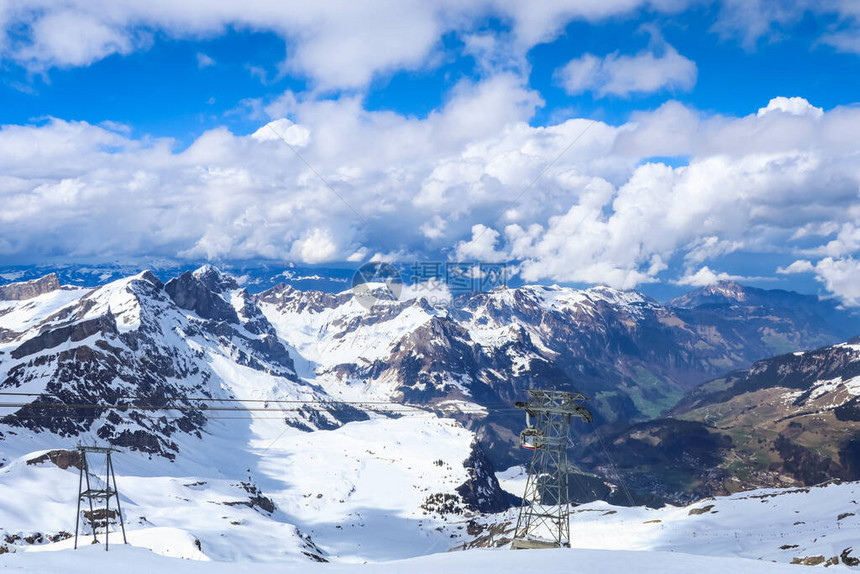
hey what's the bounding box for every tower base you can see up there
[511,538,569,550]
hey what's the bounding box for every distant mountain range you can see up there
[254,275,856,467]
[0,267,857,511]
[0,262,356,294]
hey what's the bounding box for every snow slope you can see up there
[0,412,490,563]
[490,473,860,568]
[0,545,812,574]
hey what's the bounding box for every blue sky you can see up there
[1,1,859,304]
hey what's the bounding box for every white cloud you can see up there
[683,236,744,264]
[14,10,140,68]
[712,0,804,48]
[757,96,823,118]
[778,260,815,274]
[250,118,311,147]
[780,257,860,306]
[557,43,697,97]
[674,266,746,287]
[2,0,859,91]
[814,260,860,301]
[293,228,339,264]
[713,0,860,54]
[196,52,215,68]
[822,30,860,53]
[0,0,693,89]
[455,224,509,262]
[1,92,859,304]
[490,0,690,47]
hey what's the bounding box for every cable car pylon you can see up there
[511,389,592,550]
[74,445,127,550]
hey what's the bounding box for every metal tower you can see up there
[74,445,127,550]
[511,389,593,550]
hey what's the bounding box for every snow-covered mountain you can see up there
[2,269,856,484]
[3,459,859,571]
[255,277,856,469]
[0,267,509,563]
[0,268,361,457]
[0,267,858,568]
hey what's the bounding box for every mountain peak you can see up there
[192,264,239,294]
[165,270,240,323]
[671,280,755,308]
[700,280,748,299]
[133,270,164,289]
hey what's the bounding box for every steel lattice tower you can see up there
[74,446,127,550]
[511,389,593,550]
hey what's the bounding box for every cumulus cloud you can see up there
[0,0,693,89]
[757,96,823,118]
[455,225,509,262]
[780,257,860,306]
[13,9,141,68]
[1,90,860,304]
[674,266,748,287]
[250,118,311,147]
[2,0,859,91]
[556,42,697,97]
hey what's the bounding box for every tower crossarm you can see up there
[514,389,593,421]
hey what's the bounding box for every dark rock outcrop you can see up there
[0,274,60,301]
[11,315,117,360]
[26,449,84,470]
[164,271,239,324]
[456,440,518,512]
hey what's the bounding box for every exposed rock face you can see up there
[11,314,116,360]
[26,449,84,470]
[192,265,239,294]
[165,271,240,324]
[0,274,60,301]
[223,482,277,515]
[456,440,518,512]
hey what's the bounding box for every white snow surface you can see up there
[564,483,860,564]
[0,544,811,573]
[496,465,528,499]
[0,287,89,345]
[483,480,860,570]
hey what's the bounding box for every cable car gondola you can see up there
[519,427,544,449]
